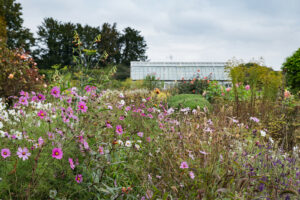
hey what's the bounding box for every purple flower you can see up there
[245,85,250,90]
[99,146,104,155]
[17,147,31,160]
[37,93,46,101]
[37,110,47,119]
[77,101,87,113]
[19,96,28,106]
[51,86,60,98]
[75,174,83,183]
[1,148,11,158]
[189,171,195,179]
[52,148,63,159]
[250,117,260,123]
[116,125,123,135]
[137,132,144,137]
[69,158,75,170]
[180,161,189,169]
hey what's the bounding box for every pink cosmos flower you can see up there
[137,132,143,137]
[52,148,63,159]
[75,174,83,183]
[180,161,189,169]
[38,137,44,146]
[69,158,75,170]
[245,85,250,90]
[125,106,131,111]
[48,132,55,140]
[1,148,11,158]
[189,171,195,179]
[77,101,87,113]
[226,87,231,92]
[99,146,104,155]
[37,93,46,101]
[17,147,31,161]
[106,121,113,128]
[37,110,47,119]
[146,137,151,142]
[85,85,91,93]
[116,125,123,135]
[119,116,125,120]
[19,96,28,106]
[51,86,60,98]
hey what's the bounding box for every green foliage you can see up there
[0,0,35,51]
[119,27,147,65]
[143,74,164,90]
[282,48,300,94]
[168,94,212,110]
[114,64,130,80]
[176,74,210,95]
[0,44,44,99]
[227,60,282,101]
[34,19,148,70]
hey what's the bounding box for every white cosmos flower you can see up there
[15,131,22,140]
[125,140,132,147]
[0,130,5,137]
[135,144,140,150]
[260,130,266,137]
[117,140,123,146]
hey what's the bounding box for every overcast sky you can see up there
[19,0,300,70]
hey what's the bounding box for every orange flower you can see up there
[8,74,14,79]
[154,88,160,94]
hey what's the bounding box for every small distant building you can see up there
[130,61,231,87]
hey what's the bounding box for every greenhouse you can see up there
[130,61,231,87]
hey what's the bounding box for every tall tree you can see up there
[119,27,147,65]
[35,18,76,69]
[0,0,34,51]
[282,48,300,94]
[35,18,103,69]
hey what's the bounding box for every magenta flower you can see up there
[116,125,123,135]
[1,148,11,158]
[85,85,91,93]
[77,101,88,113]
[137,132,144,137]
[52,148,63,159]
[37,110,47,119]
[245,85,250,91]
[180,161,189,169]
[37,93,46,101]
[48,132,55,140]
[19,96,28,106]
[75,174,83,183]
[106,121,113,128]
[69,158,75,170]
[51,86,60,98]
[17,147,31,161]
[99,146,104,155]
[38,137,44,146]
[146,137,151,142]
[119,116,125,120]
[189,171,195,179]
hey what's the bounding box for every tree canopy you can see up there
[0,0,34,51]
[282,48,300,94]
[34,18,148,72]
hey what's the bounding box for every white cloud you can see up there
[19,0,300,70]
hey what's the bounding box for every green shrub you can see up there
[0,42,45,100]
[168,94,212,110]
[282,47,300,95]
[176,74,210,94]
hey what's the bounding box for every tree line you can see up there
[0,0,147,79]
